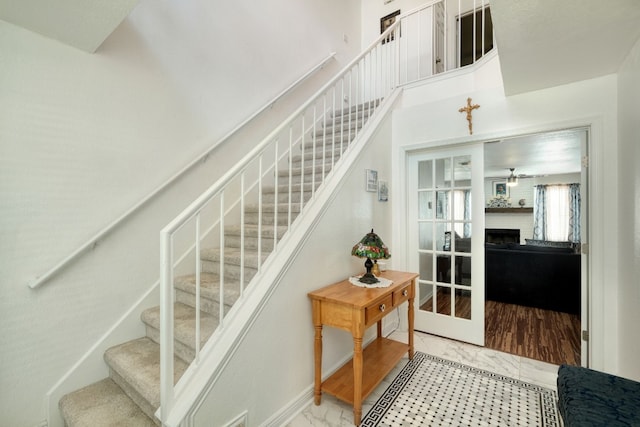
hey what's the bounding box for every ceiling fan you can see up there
[507,168,518,187]
[485,167,547,183]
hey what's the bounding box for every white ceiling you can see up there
[484,0,640,178]
[483,128,586,179]
[491,0,640,96]
[0,0,138,52]
[1,0,636,177]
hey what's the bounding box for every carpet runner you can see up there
[361,352,560,426]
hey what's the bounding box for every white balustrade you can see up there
[158,1,495,423]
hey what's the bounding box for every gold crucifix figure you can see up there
[459,97,480,135]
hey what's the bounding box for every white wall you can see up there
[391,54,620,374]
[616,35,640,381]
[361,0,429,45]
[191,109,395,427]
[0,1,361,425]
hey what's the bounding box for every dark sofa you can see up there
[557,364,640,426]
[485,243,580,314]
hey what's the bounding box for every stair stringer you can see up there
[159,88,403,427]
[46,283,159,427]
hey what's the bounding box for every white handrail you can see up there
[27,52,336,290]
[158,17,406,423]
[160,29,403,236]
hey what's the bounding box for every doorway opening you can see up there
[482,128,587,366]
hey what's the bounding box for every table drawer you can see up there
[393,283,412,307]
[365,294,393,325]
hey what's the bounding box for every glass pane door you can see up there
[409,144,484,345]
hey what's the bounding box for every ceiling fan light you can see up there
[507,168,518,186]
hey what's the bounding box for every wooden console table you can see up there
[308,270,418,426]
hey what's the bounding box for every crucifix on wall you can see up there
[459,97,480,135]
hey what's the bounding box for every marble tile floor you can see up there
[286,330,560,427]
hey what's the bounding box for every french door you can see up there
[407,144,485,345]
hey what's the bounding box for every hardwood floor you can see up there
[420,290,581,366]
[485,300,581,366]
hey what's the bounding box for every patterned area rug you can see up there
[361,352,560,426]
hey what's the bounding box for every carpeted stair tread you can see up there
[244,203,303,213]
[331,99,381,117]
[200,247,268,268]
[224,224,288,239]
[104,337,188,412]
[302,131,358,148]
[174,272,242,306]
[59,378,157,427]
[278,163,335,178]
[141,303,218,351]
[58,83,380,427]
[291,147,347,162]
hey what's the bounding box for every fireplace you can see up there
[485,228,520,244]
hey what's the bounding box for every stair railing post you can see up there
[159,230,175,424]
[195,214,201,362]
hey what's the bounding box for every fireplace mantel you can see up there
[485,208,533,214]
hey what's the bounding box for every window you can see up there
[533,184,581,242]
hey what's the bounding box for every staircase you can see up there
[58,105,374,426]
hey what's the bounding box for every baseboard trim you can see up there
[262,321,399,427]
[45,283,158,427]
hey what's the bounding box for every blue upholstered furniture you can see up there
[557,364,640,426]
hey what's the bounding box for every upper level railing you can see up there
[157,1,494,424]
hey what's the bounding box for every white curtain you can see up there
[452,190,471,238]
[532,184,581,242]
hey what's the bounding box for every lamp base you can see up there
[358,272,379,284]
[358,257,379,284]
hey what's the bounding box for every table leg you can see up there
[408,282,415,360]
[313,324,323,405]
[353,336,363,425]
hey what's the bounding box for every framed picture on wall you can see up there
[378,180,388,202]
[380,10,401,44]
[366,169,378,192]
[493,181,508,197]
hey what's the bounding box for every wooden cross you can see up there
[458,97,480,135]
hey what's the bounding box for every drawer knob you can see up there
[402,289,408,297]
[379,303,386,312]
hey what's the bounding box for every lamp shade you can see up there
[352,229,390,284]
[351,229,391,260]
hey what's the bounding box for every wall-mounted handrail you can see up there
[27,52,336,290]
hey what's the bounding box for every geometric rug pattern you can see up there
[361,352,560,426]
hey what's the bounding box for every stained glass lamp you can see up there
[351,229,391,284]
